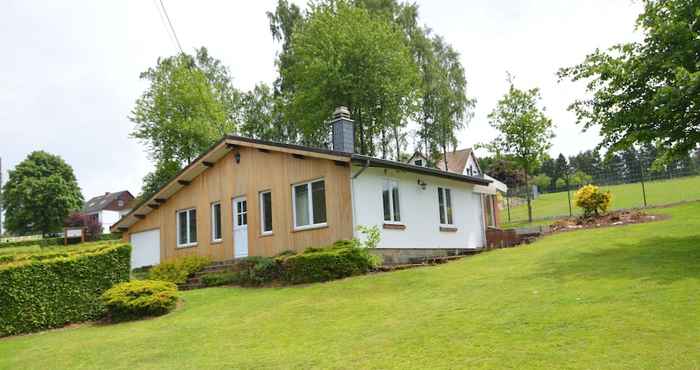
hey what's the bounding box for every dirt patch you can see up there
[549,210,667,233]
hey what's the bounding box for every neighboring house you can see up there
[436,149,508,228]
[83,191,135,234]
[112,107,495,268]
[406,151,429,167]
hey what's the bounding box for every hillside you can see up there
[2,203,699,369]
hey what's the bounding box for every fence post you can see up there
[506,194,511,223]
[565,172,573,217]
[640,163,648,207]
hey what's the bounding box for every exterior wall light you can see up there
[417,178,427,190]
[235,151,241,164]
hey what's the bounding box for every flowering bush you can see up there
[574,184,612,217]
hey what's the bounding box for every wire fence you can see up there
[501,160,700,226]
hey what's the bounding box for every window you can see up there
[382,179,401,223]
[438,187,454,225]
[211,202,222,242]
[260,191,273,234]
[414,159,423,167]
[293,179,327,229]
[177,208,197,247]
[484,195,496,227]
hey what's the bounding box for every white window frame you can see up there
[292,178,328,231]
[211,202,222,243]
[259,190,273,235]
[437,187,455,226]
[176,208,197,248]
[382,178,402,224]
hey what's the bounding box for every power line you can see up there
[158,0,184,54]
[153,0,228,135]
[152,0,179,53]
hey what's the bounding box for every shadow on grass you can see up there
[530,235,700,284]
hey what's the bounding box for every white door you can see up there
[129,229,160,269]
[233,197,248,258]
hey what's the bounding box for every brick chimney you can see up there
[331,106,354,153]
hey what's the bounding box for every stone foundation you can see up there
[371,248,480,265]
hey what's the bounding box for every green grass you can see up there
[506,174,700,223]
[2,203,700,369]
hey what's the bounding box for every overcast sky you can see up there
[0,0,642,202]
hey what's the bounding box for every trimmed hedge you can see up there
[0,242,131,336]
[0,236,64,249]
[148,255,211,284]
[101,280,178,322]
[279,241,380,284]
[0,234,120,250]
[201,271,239,287]
[197,240,381,287]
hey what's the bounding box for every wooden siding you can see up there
[123,147,354,262]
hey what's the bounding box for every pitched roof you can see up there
[352,155,490,186]
[83,191,132,214]
[111,136,490,232]
[435,148,475,174]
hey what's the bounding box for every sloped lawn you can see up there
[2,203,700,369]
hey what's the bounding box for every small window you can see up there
[260,191,273,234]
[117,200,124,207]
[293,179,327,229]
[382,179,401,223]
[438,187,454,225]
[414,159,423,167]
[211,202,222,242]
[177,208,197,247]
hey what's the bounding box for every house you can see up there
[112,107,496,268]
[436,148,508,228]
[83,191,135,234]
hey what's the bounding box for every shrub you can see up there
[0,236,66,249]
[235,256,281,286]
[201,271,239,287]
[148,255,212,284]
[278,241,381,284]
[357,225,381,249]
[574,184,613,217]
[101,280,178,322]
[0,242,130,336]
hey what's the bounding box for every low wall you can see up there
[371,248,477,265]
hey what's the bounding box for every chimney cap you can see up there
[332,106,352,121]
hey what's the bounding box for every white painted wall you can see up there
[464,153,480,176]
[352,166,485,249]
[99,210,122,234]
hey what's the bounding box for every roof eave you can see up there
[351,155,491,186]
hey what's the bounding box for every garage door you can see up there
[130,229,160,269]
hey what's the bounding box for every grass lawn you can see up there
[505,174,700,223]
[2,203,700,369]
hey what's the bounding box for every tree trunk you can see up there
[393,126,401,161]
[525,167,533,223]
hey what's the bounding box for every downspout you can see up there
[350,158,371,239]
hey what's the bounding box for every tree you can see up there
[487,158,526,188]
[130,47,242,196]
[140,160,181,200]
[428,36,475,170]
[532,174,552,191]
[267,0,473,161]
[568,150,602,181]
[280,1,420,154]
[2,151,83,236]
[559,0,700,159]
[485,76,554,222]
